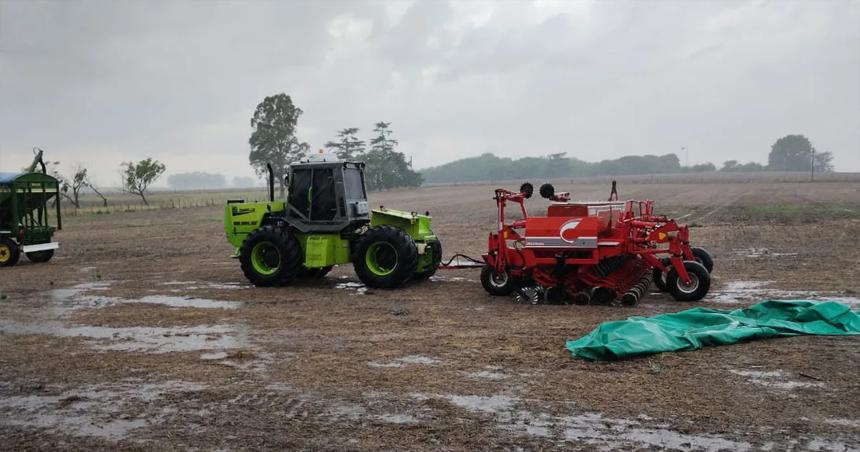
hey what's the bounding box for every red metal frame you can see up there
[483,186,696,300]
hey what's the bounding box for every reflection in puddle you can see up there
[409,392,754,451]
[730,369,825,391]
[0,320,246,353]
[708,280,860,307]
[0,380,206,440]
[335,281,367,295]
[368,354,439,368]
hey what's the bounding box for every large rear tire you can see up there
[353,225,418,289]
[481,264,514,296]
[413,238,442,281]
[26,250,55,263]
[239,225,303,287]
[667,261,711,302]
[0,238,20,267]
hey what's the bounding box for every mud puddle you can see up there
[408,392,753,450]
[708,280,860,307]
[733,247,799,258]
[160,280,252,291]
[368,354,439,368]
[0,320,247,353]
[335,281,367,295]
[0,380,206,440]
[730,369,825,391]
[50,281,241,313]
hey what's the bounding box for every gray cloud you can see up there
[1,0,857,186]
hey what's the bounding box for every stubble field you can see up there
[1,177,859,451]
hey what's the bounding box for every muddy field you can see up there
[2,179,860,451]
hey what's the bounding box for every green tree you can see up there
[325,128,366,160]
[813,151,834,173]
[363,122,422,190]
[121,158,165,206]
[249,93,307,197]
[768,135,815,171]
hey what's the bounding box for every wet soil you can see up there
[1,181,859,450]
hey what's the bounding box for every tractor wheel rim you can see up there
[490,269,508,287]
[251,241,281,276]
[366,242,398,276]
[0,245,9,263]
[677,274,699,294]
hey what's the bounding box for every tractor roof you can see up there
[291,160,364,169]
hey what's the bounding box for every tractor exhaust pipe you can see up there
[621,273,653,306]
[266,163,275,202]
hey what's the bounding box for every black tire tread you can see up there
[353,225,418,289]
[667,260,711,302]
[481,264,514,296]
[238,225,303,287]
[26,249,54,263]
[0,238,20,267]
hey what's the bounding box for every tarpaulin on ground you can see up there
[566,300,860,361]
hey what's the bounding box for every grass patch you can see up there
[733,204,860,223]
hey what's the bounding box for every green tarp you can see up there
[566,300,860,361]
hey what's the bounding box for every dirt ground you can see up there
[2,179,860,451]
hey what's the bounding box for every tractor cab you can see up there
[284,160,370,233]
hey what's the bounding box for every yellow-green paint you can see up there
[224,201,285,248]
[299,234,351,268]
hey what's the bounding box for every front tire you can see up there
[26,250,55,263]
[667,261,711,302]
[239,225,303,287]
[481,264,514,296]
[0,238,20,267]
[353,225,418,289]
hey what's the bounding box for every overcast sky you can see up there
[1,0,858,186]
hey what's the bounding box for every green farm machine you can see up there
[0,150,61,267]
[225,158,442,287]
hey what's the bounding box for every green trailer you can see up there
[0,169,62,267]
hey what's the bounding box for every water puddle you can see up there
[733,248,799,258]
[429,275,475,283]
[708,280,859,307]
[335,282,367,295]
[409,392,753,450]
[0,380,206,440]
[462,367,508,380]
[0,320,246,353]
[50,282,241,312]
[368,354,439,368]
[730,369,825,391]
[160,281,251,291]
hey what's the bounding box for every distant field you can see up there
[65,171,860,218]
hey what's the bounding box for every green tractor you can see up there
[0,150,62,267]
[224,159,442,288]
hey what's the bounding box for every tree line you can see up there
[248,93,422,193]
[421,134,835,184]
